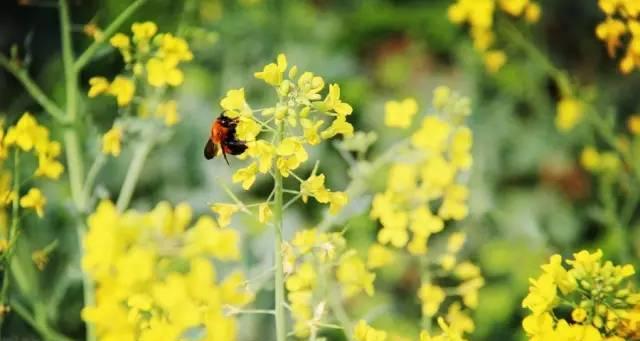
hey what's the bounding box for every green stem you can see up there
[81,153,107,212]
[11,300,74,341]
[327,286,354,341]
[73,0,148,72]
[273,120,287,341]
[0,151,20,335]
[0,54,67,122]
[116,139,154,212]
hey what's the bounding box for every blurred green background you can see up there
[1,0,639,340]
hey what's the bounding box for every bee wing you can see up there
[204,139,219,160]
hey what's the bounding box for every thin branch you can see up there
[0,54,67,122]
[74,0,148,72]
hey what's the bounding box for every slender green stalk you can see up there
[0,151,20,334]
[0,54,67,122]
[327,286,354,341]
[116,139,154,212]
[273,120,287,341]
[74,0,148,72]
[81,153,107,212]
[11,300,74,341]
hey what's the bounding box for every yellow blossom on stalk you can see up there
[384,98,418,128]
[258,203,272,223]
[155,100,180,126]
[232,162,258,190]
[300,174,330,203]
[110,33,130,49]
[555,97,583,132]
[628,114,640,134]
[157,33,193,64]
[328,191,348,214]
[366,244,394,269]
[484,50,506,73]
[220,88,251,118]
[321,84,353,116]
[254,53,287,86]
[102,127,123,157]
[108,76,135,106]
[336,252,376,297]
[275,137,308,177]
[522,249,640,341]
[146,57,184,87]
[246,140,274,173]
[595,2,640,73]
[131,21,157,42]
[19,188,46,217]
[3,113,46,152]
[88,77,110,97]
[354,320,387,341]
[210,203,239,227]
[236,116,261,141]
[418,283,446,317]
[300,118,323,145]
[82,200,252,341]
[35,141,64,180]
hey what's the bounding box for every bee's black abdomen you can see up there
[224,140,248,155]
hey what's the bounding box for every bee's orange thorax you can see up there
[211,120,227,144]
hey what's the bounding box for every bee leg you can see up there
[221,147,230,166]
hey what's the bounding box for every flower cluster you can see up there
[370,87,482,340]
[580,146,621,175]
[88,21,191,157]
[0,113,65,220]
[522,249,640,340]
[447,0,541,72]
[225,53,350,213]
[82,200,253,341]
[283,228,379,338]
[595,0,640,74]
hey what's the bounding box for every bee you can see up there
[204,112,248,165]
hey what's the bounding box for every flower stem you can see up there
[116,139,154,212]
[273,119,287,341]
[74,0,148,72]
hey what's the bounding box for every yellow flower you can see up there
[297,71,325,102]
[484,50,506,73]
[522,273,557,316]
[321,84,353,116]
[300,118,323,145]
[254,53,287,86]
[258,203,272,223]
[300,174,330,203]
[156,100,180,126]
[367,244,394,269]
[498,0,529,16]
[131,21,157,42]
[384,98,418,128]
[328,191,348,214]
[3,113,47,152]
[320,115,354,139]
[555,97,583,132]
[109,33,130,49]
[146,58,183,87]
[108,76,135,106]
[246,140,275,173]
[286,261,316,291]
[157,33,193,64]
[418,283,446,317]
[210,203,239,227]
[354,320,387,341]
[232,162,258,190]
[572,308,587,323]
[276,137,308,177]
[596,17,627,57]
[433,86,451,110]
[412,116,451,153]
[220,88,250,118]
[35,152,64,180]
[336,253,376,297]
[540,254,577,294]
[102,127,123,157]
[628,114,640,134]
[525,2,541,23]
[20,188,46,217]
[88,77,110,97]
[236,117,261,141]
[581,146,601,172]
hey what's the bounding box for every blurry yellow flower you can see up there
[286,261,316,291]
[540,254,576,295]
[580,146,601,172]
[102,127,123,157]
[384,98,418,128]
[596,18,627,57]
[156,100,180,126]
[328,191,348,214]
[210,203,239,227]
[246,140,275,173]
[88,77,110,97]
[484,50,506,73]
[300,174,330,203]
[108,76,135,106]
[354,320,387,341]
[254,53,287,86]
[236,117,261,141]
[336,253,376,297]
[572,308,587,323]
[276,137,308,177]
[20,188,46,217]
[367,244,394,269]
[35,153,64,180]
[110,33,130,49]
[522,273,557,316]
[412,116,451,153]
[300,118,323,145]
[3,113,46,152]
[258,203,272,223]
[146,58,183,87]
[131,21,157,42]
[525,2,541,23]
[555,97,583,132]
[418,283,446,317]
[447,232,466,253]
[157,33,193,64]
[628,114,640,134]
[232,162,258,190]
[433,86,451,111]
[498,0,529,16]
